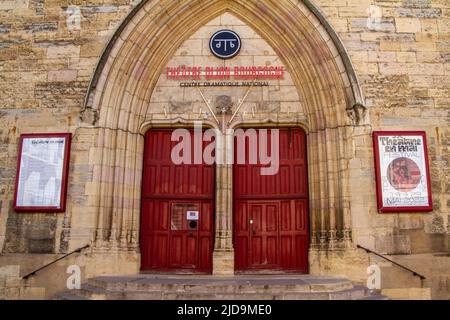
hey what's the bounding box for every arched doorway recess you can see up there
[80,0,369,275]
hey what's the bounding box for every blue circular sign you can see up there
[209,29,241,59]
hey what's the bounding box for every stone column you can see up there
[213,130,234,275]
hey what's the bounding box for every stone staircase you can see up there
[54,275,388,300]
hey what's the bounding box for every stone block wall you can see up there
[0,0,135,254]
[0,264,45,299]
[316,0,450,255]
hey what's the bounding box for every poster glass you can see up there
[373,131,432,213]
[14,133,71,213]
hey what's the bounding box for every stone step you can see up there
[53,275,389,300]
[54,284,379,300]
[56,288,369,300]
[159,286,368,301]
[54,291,90,300]
[359,294,390,300]
[87,275,354,294]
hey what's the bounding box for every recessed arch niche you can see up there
[80,0,370,274]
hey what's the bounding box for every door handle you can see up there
[252,229,256,236]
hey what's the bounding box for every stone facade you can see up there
[0,0,449,299]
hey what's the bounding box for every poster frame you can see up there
[13,133,72,213]
[373,131,433,213]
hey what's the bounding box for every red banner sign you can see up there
[166,65,285,81]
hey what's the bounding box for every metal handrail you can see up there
[357,244,426,281]
[22,244,90,279]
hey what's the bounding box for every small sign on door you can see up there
[187,211,199,221]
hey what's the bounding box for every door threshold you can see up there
[235,270,309,275]
[140,270,212,275]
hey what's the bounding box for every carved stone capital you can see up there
[346,103,367,126]
[80,107,98,126]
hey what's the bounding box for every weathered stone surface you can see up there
[382,288,431,300]
[0,24,11,34]
[375,235,412,255]
[3,212,57,254]
[403,0,431,9]
[53,275,386,300]
[0,0,448,300]
[23,22,58,33]
[397,8,441,19]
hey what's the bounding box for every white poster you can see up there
[375,132,432,211]
[16,137,67,208]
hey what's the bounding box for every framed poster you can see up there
[14,133,72,213]
[373,131,432,213]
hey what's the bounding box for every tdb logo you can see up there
[210,29,241,59]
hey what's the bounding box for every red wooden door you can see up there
[140,130,214,273]
[234,128,309,273]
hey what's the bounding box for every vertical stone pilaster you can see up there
[341,126,356,249]
[308,132,320,250]
[308,126,357,251]
[129,134,145,249]
[93,129,112,249]
[325,128,338,249]
[213,132,234,275]
[109,129,126,248]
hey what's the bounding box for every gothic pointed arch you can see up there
[79,0,370,259]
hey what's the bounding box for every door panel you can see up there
[140,130,214,273]
[235,199,308,272]
[234,128,309,273]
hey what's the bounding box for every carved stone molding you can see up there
[347,103,367,126]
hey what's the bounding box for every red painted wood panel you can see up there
[140,130,214,273]
[234,129,307,199]
[234,128,309,273]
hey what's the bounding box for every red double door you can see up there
[140,128,309,273]
[234,128,309,273]
[140,130,214,272]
